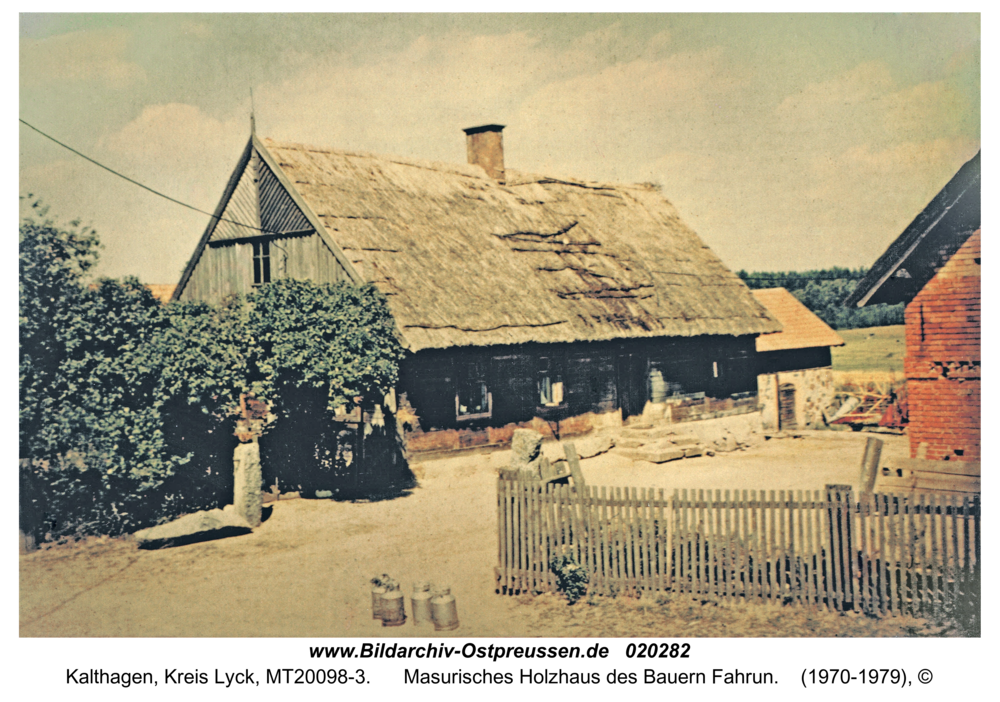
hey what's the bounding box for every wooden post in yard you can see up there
[859,437,884,494]
[563,442,586,490]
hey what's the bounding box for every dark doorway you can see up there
[261,386,412,499]
[779,383,797,430]
[616,352,647,420]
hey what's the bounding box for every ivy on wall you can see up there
[19,202,404,538]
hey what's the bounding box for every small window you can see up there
[252,240,271,285]
[538,356,565,407]
[712,361,719,378]
[456,360,491,420]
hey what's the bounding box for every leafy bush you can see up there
[550,552,589,604]
[19,204,404,538]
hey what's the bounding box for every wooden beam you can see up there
[859,437,883,493]
[883,458,980,478]
[563,442,586,490]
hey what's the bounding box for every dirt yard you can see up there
[20,430,950,638]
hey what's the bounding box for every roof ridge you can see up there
[262,137,657,192]
[262,137,486,179]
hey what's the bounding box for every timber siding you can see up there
[903,231,980,461]
[185,233,353,301]
[400,334,759,449]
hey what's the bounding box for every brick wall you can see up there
[903,230,980,461]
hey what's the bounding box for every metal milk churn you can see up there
[380,588,406,627]
[430,586,459,631]
[411,581,433,625]
[371,583,387,619]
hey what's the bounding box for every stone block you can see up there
[616,437,645,449]
[575,435,615,459]
[636,446,685,463]
[233,442,263,528]
[683,445,705,458]
[614,448,645,461]
[511,429,543,469]
[134,507,252,549]
[622,424,676,441]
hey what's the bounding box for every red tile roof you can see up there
[752,287,844,352]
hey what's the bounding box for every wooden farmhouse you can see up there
[751,287,844,431]
[173,125,780,456]
[846,151,980,462]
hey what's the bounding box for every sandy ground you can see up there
[20,430,923,638]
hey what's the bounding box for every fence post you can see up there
[859,437,883,494]
[825,484,852,610]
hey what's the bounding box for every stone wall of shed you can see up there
[903,230,980,461]
[757,366,835,431]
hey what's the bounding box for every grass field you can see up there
[831,325,905,393]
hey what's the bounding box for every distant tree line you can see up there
[736,267,904,330]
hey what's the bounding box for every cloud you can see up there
[18,20,980,283]
[774,60,975,151]
[20,28,145,88]
[776,62,894,119]
[806,138,979,208]
[95,103,247,206]
[21,104,252,282]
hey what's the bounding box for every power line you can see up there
[19,117,277,235]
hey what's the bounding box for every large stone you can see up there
[233,441,263,527]
[621,424,675,441]
[133,506,252,549]
[713,433,740,452]
[575,435,615,459]
[510,429,543,470]
[637,446,685,464]
[616,436,645,449]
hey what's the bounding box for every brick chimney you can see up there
[463,124,505,183]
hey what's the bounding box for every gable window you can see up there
[538,355,565,408]
[252,240,271,285]
[456,360,492,420]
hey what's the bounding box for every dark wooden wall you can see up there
[398,335,758,433]
[756,346,833,376]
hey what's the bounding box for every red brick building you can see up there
[847,152,980,461]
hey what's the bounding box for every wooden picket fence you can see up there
[495,471,980,617]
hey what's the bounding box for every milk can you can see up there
[371,583,387,619]
[430,586,459,631]
[380,588,406,627]
[411,581,433,626]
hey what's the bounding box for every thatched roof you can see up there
[258,138,778,352]
[752,288,843,352]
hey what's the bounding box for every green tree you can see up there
[20,207,405,537]
[245,278,404,410]
[19,200,100,457]
[737,267,903,329]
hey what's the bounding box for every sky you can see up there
[19,13,981,284]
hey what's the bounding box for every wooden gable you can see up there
[174,136,360,303]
